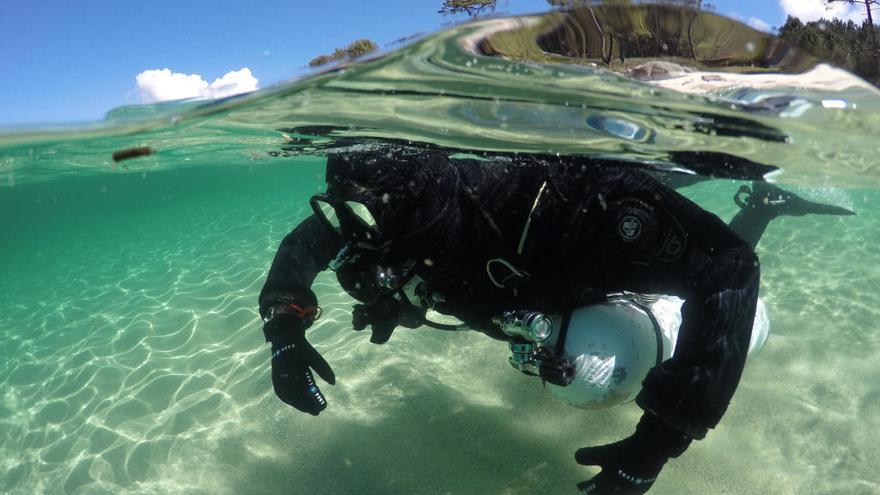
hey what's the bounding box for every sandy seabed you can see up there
[0,161,878,494]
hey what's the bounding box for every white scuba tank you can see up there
[546,295,770,410]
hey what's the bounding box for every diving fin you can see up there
[735,183,856,217]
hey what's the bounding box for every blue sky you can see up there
[0,0,868,125]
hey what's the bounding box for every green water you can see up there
[3,6,880,495]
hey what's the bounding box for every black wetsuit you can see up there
[259,148,760,440]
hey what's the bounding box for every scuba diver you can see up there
[258,146,853,494]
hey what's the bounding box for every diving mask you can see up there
[310,194,383,247]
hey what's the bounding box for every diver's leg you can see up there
[727,186,773,250]
[728,181,855,250]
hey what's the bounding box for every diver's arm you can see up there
[259,213,342,416]
[572,167,761,439]
[583,243,759,492]
[259,214,341,317]
[565,167,759,493]
[634,243,759,439]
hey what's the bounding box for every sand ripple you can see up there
[0,166,878,494]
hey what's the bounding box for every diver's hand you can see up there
[575,414,691,494]
[265,313,335,415]
[351,297,400,344]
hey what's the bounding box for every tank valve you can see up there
[494,311,553,342]
[508,341,537,371]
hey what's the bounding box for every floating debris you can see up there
[112,146,153,163]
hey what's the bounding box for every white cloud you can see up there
[727,13,773,32]
[748,16,772,32]
[779,0,865,23]
[135,68,259,103]
[203,68,260,99]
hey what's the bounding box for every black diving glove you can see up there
[575,414,692,494]
[264,312,335,415]
[351,297,400,345]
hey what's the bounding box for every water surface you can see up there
[1,5,879,494]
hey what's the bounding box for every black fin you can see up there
[743,182,856,217]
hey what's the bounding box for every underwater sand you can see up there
[1,160,878,494]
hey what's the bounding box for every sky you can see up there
[0,0,873,126]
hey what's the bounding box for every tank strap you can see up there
[630,300,665,366]
[554,307,574,357]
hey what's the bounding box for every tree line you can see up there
[777,15,880,84]
[308,39,379,68]
[306,0,880,85]
[307,1,709,67]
